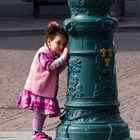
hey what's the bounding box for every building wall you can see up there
[0,0,70,17]
[125,0,140,16]
[0,0,139,17]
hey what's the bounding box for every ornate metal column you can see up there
[55,0,132,139]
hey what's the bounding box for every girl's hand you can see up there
[63,48,68,55]
[61,48,69,60]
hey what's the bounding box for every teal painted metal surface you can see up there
[55,0,132,140]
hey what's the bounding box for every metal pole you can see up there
[55,0,132,139]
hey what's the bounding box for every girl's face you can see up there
[47,34,67,56]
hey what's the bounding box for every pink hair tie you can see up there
[48,21,60,28]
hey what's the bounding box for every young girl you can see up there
[17,21,68,140]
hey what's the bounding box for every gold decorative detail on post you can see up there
[108,48,113,57]
[99,47,113,67]
[105,58,110,67]
[100,48,107,58]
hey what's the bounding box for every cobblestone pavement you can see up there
[0,32,140,132]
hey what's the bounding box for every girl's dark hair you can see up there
[44,21,68,43]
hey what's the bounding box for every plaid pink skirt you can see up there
[17,90,60,117]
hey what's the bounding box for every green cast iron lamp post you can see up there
[55,0,132,139]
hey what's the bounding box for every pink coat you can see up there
[24,44,59,98]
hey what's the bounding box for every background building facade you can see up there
[0,0,140,17]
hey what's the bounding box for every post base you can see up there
[55,121,132,140]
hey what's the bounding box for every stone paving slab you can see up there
[0,17,140,36]
[0,17,140,140]
[0,32,140,139]
[0,131,140,140]
[0,131,55,140]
